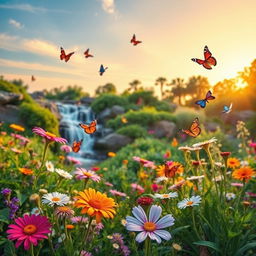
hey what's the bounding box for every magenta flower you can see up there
[7,214,51,250]
[67,156,82,165]
[32,127,67,144]
[11,133,30,145]
[74,168,101,182]
[131,183,145,194]
[126,205,174,243]
[60,145,72,153]
[109,189,127,197]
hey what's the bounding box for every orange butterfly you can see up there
[72,139,83,153]
[130,34,142,46]
[60,47,75,62]
[31,75,36,82]
[79,120,97,134]
[84,48,93,58]
[182,118,201,138]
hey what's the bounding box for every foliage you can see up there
[116,124,147,139]
[95,83,117,96]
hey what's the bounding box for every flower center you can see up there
[83,171,92,177]
[52,197,60,202]
[186,201,193,206]
[23,224,37,235]
[58,206,69,212]
[143,222,156,232]
[89,199,102,209]
[162,194,169,198]
[45,132,56,137]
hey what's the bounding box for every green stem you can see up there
[48,237,55,255]
[81,217,93,251]
[145,237,151,256]
[192,208,200,240]
[40,141,50,168]
[30,245,35,256]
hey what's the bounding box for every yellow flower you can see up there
[9,124,25,132]
[171,138,178,147]
[108,152,116,157]
[138,170,148,180]
[74,188,117,223]
[227,158,240,169]
[232,166,255,182]
[156,162,183,178]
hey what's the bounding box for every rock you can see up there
[0,91,23,105]
[98,108,111,121]
[35,99,61,120]
[94,133,132,151]
[98,105,125,121]
[204,122,220,132]
[80,97,95,105]
[0,105,23,124]
[30,91,45,99]
[152,121,177,138]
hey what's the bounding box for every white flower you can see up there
[154,192,178,199]
[42,192,70,206]
[31,207,40,215]
[55,168,72,179]
[154,176,168,183]
[187,175,204,181]
[226,193,236,201]
[192,137,217,148]
[45,161,54,172]
[215,162,224,168]
[178,196,201,209]
[113,243,119,249]
[240,161,249,167]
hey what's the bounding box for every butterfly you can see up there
[72,139,83,153]
[99,65,108,76]
[31,75,36,82]
[195,90,215,108]
[191,46,217,70]
[222,103,233,114]
[84,48,93,58]
[130,34,142,46]
[181,117,201,138]
[79,120,97,134]
[60,47,75,62]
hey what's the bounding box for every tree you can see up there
[95,83,117,96]
[213,78,236,97]
[129,80,141,92]
[155,77,167,100]
[169,78,186,105]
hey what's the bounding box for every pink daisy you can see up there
[109,189,127,197]
[105,182,114,187]
[131,183,145,194]
[67,156,82,165]
[11,133,30,145]
[60,145,72,153]
[32,127,67,144]
[7,214,51,250]
[74,168,101,182]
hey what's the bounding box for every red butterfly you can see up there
[84,48,93,58]
[31,75,36,82]
[60,47,75,62]
[79,120,97,134]
[72,139,83,153]
[191,46,217,70]
[130,34,142,46]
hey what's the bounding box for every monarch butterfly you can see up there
[195,90,215,108]
[79,120,97,134]
[60,47,75,62]
[182,118,201,138]
[164,162,180,178]
[191,46,217,70]
[84,48,93,58]
[222,103,232,113]
[31,75,36,82]
[72,139,83,153]
[99,65,108,76]
[130,34,142,46]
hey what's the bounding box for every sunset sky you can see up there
[0,0,256,95]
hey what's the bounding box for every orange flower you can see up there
[156,162,183,178]
[122,159,128,165]
[19,168,34,175]
[74,188,117,223]
[66,224,74,229]
[232,166,255,182]
[227,158,240,169]
[9,124,25,132]
[108,152,116,157]
[138,170,148,180]
[171,138,178,147]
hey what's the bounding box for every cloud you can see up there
[9,19,24,29]
[101,0,115,14]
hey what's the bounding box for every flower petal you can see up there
[149,205,162,223]
[132,206,147,224]
[148,232,162,243]
[135,231,148,243]
[156,214,175,229]
[154,230,171,241]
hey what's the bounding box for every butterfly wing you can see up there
[80,120,97,134]
[72,139,83,153]
[191,58,205,65]
[204,46,212,60]
[60,47,66,60]
[134,40,142,45]
[205,90,215,100]
[207,57,217,66]
[131,34,136,43]
[195,99,207,108]
[190,118,201,137]
[64,52,74,62]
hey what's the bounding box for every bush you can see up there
[91,94,129,114]
[116,124,147,139]
[19,102,59,134]
[153,100,176,112]
[128,90,158,105]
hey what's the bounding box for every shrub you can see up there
[128,90,158,105]
[153,100,176,112]
[19,102,59,134]
[116,124,147,139]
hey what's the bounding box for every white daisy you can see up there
[42,192,70,206]
[55,168,72,179]
[192,137,217,148]
[178,195,201,209]
[226,193,236,201]
[154,176,168,183]
[187,175,204,181]
[45,161,54,172]
[31,207,41,215]
[154,192,178,199]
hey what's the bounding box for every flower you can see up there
[9,124,25,132]
[92,166,100,171]
[156,161,183,178]
[42,192,70,206]
[154,176,168,183]
[45,161,54,172]
[138,170,148,179]
[70,216,88,223]
[192,137,217,149]
[19,168,34,176]
[187,175,204,181]
[246,192,256,197]
[74,188,117,223]
[55,206,74,219]
[122,160,129,165]
[31,207,41,215]
[113,243,119,249]
[60,145,72,153]
[227,158,240,169]
[131,183,145,194]
[32,127,67,144]
[11,148,22,154]
[171,138,178,147]
[220,152,231,157]
[11,133,30,145]
[67,156,82,165]
[169,179,186,190]
[105,182,114,187]
[109,189,127,197]
[126,205,175,243]
[232,166,255,182]
[55,168,73,179]
[151,183,163,192]
[192,160,201,166]
[74,168,100,182]
[1,188,12,197]
[226,193,236,201]
[108,152,116,157]
[172,243,182,251]
[163,151,171,159]
[231,182,244,187]
[177,196,202,209]
[137,196,154,206]
[80,251,92,256]
[132,156,156,169]
[7,214,51,250]
[66,224,74,229]
[154,192,178,199]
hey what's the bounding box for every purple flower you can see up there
[120,245,130,256]
[126,205,174,243]
[1,188,12,197]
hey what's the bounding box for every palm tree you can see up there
[155,77,167,99]
[129,80,141,92]
[169,78,186,105]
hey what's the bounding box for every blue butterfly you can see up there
[99,64,108,76]
[195,90,215,108]
[222,103,232,114]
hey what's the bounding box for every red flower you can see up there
[137,196,154,206]
[220,152,231,157]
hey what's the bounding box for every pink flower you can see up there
[151,183,163,192]
[7,214,51,250]
[148,130,155,134]
[231,182,244,187]
[246,192,256,197]
[131,183,145,194]
[249,142,256,148]
[109,189,127,197]
[67,156,82,165]
[74,168,101,182]
[71,216,88,223]
[132,156,156,169]
[32,127,67,144]
[105,182,114,187]
[60,145,72,153]
[11,133,30,145]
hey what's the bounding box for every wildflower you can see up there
[154,176,168,183]
[66,224,74,229]
[31,207,41,215]
[80,251,92,256]
[29,194,40,205]
[113,243,119,249]
[42,192,70,207]
[11,133,30,145]
[246,192,256,197]
[220,152,231,157]
[122,160,128,165]
[231,182,244,187]
[92,166,100,171]
[1,188,12,197]
[109,189,127,197]
[55,168,72,179]
[163,151,171,159]
[138,170,148,179]
[7,214,51,250]
[11,148,22,154]
[60,145,72,153]
[39,189,48,194]
[105,182,114,187]
[126,205,175,243]
[171,138,178,147]
[70,216,88,224]
[154,192,178,199]
[187,175,204,181]
[54,206,74,219]
[131,183,145,194]
[177,196,202,209]
[232,166,255,182]
[45,161,54,172]
[151,183,163,192]
[178,146,193,152]
[137,196,154,206]
[192,137,217,150]
[169,179,186,190]
[74,168,100,182]
[227,158,240,169]
[226,193,236,201]
[19,167,33,176]
[32,127,67,144]
[172,243,182,251]
[67,156,82,165]
[132,156,156,169]
[74,188,117,223]
[121,219,127,226]
[9,124,25,132]
[240,160,249,167]
[108,152,116,157]
[192,160,201,166]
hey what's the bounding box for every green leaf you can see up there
[228,230,242,238]
[171,225,190,236]
[193,241,221,253]
[0,208,10,223]
[15,190,28,205]
[234,242,256,256]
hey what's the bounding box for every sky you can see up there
[0,0,256,96]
